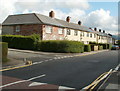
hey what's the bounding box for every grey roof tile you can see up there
[2,13,42,25]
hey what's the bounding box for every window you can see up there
[45,26,52,33]
[74,30,78,36]
[58,28,63,34]
[16,26,20,32]
[87,33,89,37]
[67,29,71,35]
[82,32,84,37]
[90,33,92,38]
[94,34,96,38]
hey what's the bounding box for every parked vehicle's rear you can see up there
[111,45,119,50]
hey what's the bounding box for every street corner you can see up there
[1,75,76,91]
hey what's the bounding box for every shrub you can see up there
[0,42,8,62]
[107,44,112,49]
[38,40,84,53]
[98,45,103,50]
[98,43,107,49]
[84,44,91,52]
[1,34,40,50]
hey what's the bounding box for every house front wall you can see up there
[42,25,64,40]
[13,24,42,36]
[64,29,81,41]
[81,32,96,44]
[2,25,14,35]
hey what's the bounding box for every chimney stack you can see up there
[99,29,101,32]
[66,16,70,22]
[49,11,55,18]
[103,30,105,33]
[78,21,82,25]
[94,28,97,31]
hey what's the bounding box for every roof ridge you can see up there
[34,13,44,24]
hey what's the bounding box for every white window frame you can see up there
[87,32,89,37]
[45,26,52,33]
[90,33,92,38]
[74,30,78,36]
[67,29,71,35]
[58,28,63,34]
[94,34,96,38]
[16,26,20,32]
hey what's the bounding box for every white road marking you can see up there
[58,86,75,91]
[33,61,43,65]
[54,57,58,59]
[29,82,47,87]
[44,60,49,62]
[114,64,120,71]
[0,74,46,88]
[49,59,53,60]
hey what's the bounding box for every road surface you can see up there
[2,50,119,90]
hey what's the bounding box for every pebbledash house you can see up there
[2,11,114,44]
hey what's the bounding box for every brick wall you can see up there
[13,24,42,36]
[42,25,64,40]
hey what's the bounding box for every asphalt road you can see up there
[2,50,119,90]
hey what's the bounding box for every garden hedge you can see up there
[0,42,8,62]
[84,44,91,52]
[1,34,40,50]
[37,40,84,53]
[98,45,103,50]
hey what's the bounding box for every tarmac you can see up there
[1,48,119,90]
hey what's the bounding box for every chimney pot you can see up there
[49,11,55,18]
[99,29,101,32]
[94,28,97,31]
[103,30,105,33]
[78,21,82,25]
[66,16,70,22]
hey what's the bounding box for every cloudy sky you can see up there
[0,0,119,34]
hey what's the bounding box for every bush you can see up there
[1,34,40,50]
[98,45,103,50]
[107,44,112,49]
[84,44,91,52]
[0,42,8,62]
[98,43,107,49]
[89,42,98,45]
[37,40,84,53]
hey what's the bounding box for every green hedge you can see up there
[98,43,107,49]
[98,45,103,50]
[84,44,91,52]
[37,40,84,53]
[1,34,40,50]
[0,42,8,62]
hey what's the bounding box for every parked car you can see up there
[111,45,119,50]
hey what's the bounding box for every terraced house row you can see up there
[2,11,115,44]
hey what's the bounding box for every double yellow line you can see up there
[0,64,32,72]
[83,69,113,91]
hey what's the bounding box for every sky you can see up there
[0,0,119,34]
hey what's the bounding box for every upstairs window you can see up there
[58,28,63,34]
[90,33,92,38]
[87,33,89,37]
[15,26,20,32]
[94,34,96,38]
[67,29,71,35]
[74,30,78,36]
[82,32,84,37]
[45,26,52,33]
